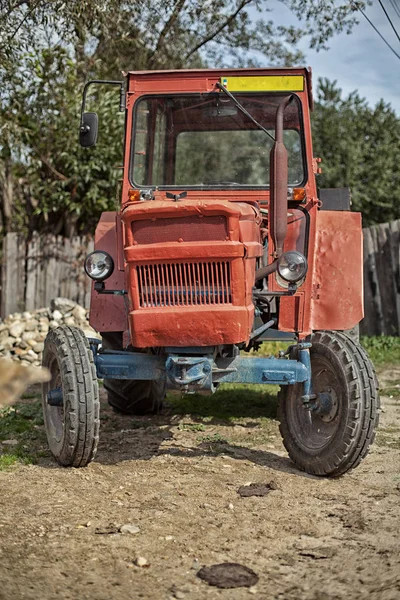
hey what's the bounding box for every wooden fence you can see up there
[1,220,399,335]
[361,219,400,336]
[1,232,93,317]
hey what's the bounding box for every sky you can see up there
[252,1,400,114]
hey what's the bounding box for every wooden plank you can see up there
[26,233,39,311]
[44,235,58,307]
[376,223,397,335]
[1,233,23,317]
[361,228,377,336]
[59,238,71,299]
[388,220,400,335]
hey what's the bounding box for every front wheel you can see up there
[42,326,100,467]
[278,331,379,477]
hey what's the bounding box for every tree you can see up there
[312,79,400,226]
[0,1,369,236]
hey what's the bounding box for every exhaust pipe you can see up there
[269,95,292,258]
[255,95,292,282]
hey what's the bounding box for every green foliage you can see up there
[312,79,400,226]
[361,335,400,367]
[0,400,43,440]
[0,1,369,236]
[0,452,33,471]
[167,382,279,423]
[0,400,43,469]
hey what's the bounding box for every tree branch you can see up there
[149,0,187,66]
[32,147,69,181]
[184,0,254,60]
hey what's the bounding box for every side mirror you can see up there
[79,112,98,147]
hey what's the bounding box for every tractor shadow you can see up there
[95,386,314,478]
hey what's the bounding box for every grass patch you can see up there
[361,336,400,368]
[0,399,44,469]
[381,385,400,398]
[178,422,206,432]
[198,433,228,444]
[167,383,279,424]
[0,449,35,471]
[0,400,43,440]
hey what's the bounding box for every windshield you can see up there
[131,93,305,189]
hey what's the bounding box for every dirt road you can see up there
[0,369,399,600]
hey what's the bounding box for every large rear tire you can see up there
[101,333,165,415]
[278,331,379,477]
[42,326,100,467]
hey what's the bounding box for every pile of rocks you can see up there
[0,298,99,367]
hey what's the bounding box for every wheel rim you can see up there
[287,354,343,452]
[44,353,64,444]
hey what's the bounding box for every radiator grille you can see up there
[132,216,228,244]
[137,261,232,307]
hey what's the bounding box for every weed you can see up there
[198,433,228,444]
[361,336,400,368]
[0,400,43,440]
[0,447,35,470]
[0,400,44,468]
[178,422,206,432]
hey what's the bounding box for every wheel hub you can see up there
[311,389,338,422]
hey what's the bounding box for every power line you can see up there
[358,7,400,61]
[378,0,400,44]
[388,0,400,21]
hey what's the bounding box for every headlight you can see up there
[277,251,307,283]
[84,251,114,281]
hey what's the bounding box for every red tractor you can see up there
[42,67,379,476]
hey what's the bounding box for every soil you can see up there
[0,368,399,600]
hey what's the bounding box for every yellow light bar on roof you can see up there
[220,75,304,92]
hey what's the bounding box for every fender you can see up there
[89,212,128,333]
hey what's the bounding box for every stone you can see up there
[14,347,27,357]
[9,322,25,338]
[17,341,29,350]
[135,556,148,567]
[49,321,59,329]
[2,337,15,350]
[63,317,76,327]
[120,524,141,535]
[2,439,19,446]
[22,312,32,320]
[72,305,87,323]
[24,320,38,332]
[197,563,259,589]
[50,298,77,314]
[0,328,9,341]
[20,353,35,363]
[51,310,63,321]
[32,342,44,353]
[22,331,37,342]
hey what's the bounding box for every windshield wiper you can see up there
[202,181,245,186]
[216,82,275,142]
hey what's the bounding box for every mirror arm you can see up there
[80,79,125,125]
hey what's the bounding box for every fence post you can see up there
[1,232,26,318]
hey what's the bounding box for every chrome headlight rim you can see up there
[84,250,114,282]
[277,251,308,283]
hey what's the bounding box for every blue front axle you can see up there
[90,342,311,394]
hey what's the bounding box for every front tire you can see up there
[278,331,379,477]
[42,326,100,467]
